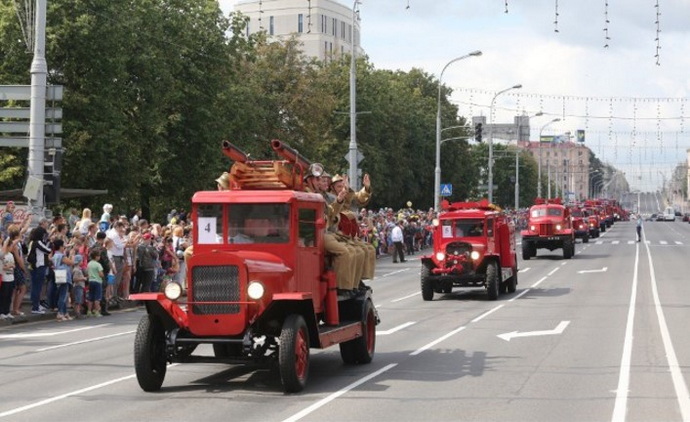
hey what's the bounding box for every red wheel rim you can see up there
[294,328,308,379]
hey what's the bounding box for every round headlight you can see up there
[435,251,446,261]
[164,282,182,301]
[247,281,265,300]
[530,225,536,231]
[432,218,440,227]
[470,251,480,260]
[556,224,562,230]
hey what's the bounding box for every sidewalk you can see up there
[0,293,140,327]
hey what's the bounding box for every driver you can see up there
[228,219,253,244]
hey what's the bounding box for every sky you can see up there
[219,0,690,192]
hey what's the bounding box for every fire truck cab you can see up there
[130,140,377,394]
[420,200,518,301]
[520,198,575,260]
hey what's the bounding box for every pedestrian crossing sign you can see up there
[440,184,452,197]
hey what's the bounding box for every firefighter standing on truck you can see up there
[303,164,362,298]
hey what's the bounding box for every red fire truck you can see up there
[420,199,518,301]
[130,140,377,393]
[521,198,575,260]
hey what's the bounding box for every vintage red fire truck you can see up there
[130,140,377,393]
[420,199,518,301]
[521,198,575,260]
[569,205,590,243]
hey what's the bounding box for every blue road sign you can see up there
[440,184,452,197]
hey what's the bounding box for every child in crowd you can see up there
[86,249,104,317]
[72,254,86,319]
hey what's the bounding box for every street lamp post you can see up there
[514,112,543,209]
[488,84,522,203]
[537,118,561,198]
[434,50,482,211]
[589,170,601,199]
[348,0,361,189]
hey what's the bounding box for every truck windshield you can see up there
[531,207,563,218]
[451,219,484,237]
[229,204,290,244]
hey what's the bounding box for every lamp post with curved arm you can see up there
[434,50,482,211]
[538,118,561,198]
[348,0,361,188]
[514,111,543,209]
[488,84,522,203]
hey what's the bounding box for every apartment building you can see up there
[523,140,592,200]
[234,0,363,61]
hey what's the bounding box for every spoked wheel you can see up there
[486,261,500,300]
[134,314,168,392]
[279,314,310,393]
[340,299,376,365]
[421,265,434,301]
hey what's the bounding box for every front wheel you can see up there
[583,234,589,243]
[279,314,310,393]
[563,240,573,259]
[522,242,531,261]
[506,264,518,293]
[486,261,500,300]
[134,314,168,392]
[421,265,434,301]
[340,299,376,364]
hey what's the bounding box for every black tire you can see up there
[522,242,532,261]
[442,283,452,294]
[486,261,500,300]
[421,265,434,301]
[563,239,573,259]
[134,314,167,392]
[583,234,589,243]
[340,299,376,365]
[279,314,310,393]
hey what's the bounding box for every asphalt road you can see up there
[2,218,690,422]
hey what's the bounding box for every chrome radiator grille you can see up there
[191,265,241,315]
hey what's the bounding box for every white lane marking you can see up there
[596,241,604,245]
[390,291,420,303]
[660,240,668,245]
[509,289,530,302]
[611,243,640,422]
[675,241,683,245]
[560,261,567,266]
[612,241,620,245]
[497,320,570,342]
[0,363,179,418]
[410,325,466,356]
[36,330,136,352]
[547,267,560,276]
[577,267,608,274]
[644,236,690,419]
[378,322,416,335]
[628,241,635,245]
[471,305,504,323]
[282,363,398,422]
[518,267,531,273]
[531,276,548,288]
[0,324,108,339]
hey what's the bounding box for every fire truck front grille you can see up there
[539,224,554,235]
[446,242,471,257]
[191,265,241,315]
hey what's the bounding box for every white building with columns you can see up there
[234,0,362,61]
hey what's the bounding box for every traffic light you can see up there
[474,122,483,142]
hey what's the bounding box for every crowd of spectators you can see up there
[0,202,191,322]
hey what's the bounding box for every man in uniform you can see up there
[330,174,376,287]
[303,164,362,298]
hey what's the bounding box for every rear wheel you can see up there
[279,314,310,393]
[421,265,434,301]
[340,299,376,364]
[486,261,500,300]
[442,283,452,294]
[134,314,167,392]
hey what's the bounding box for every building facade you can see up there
[234,0,362,61]
[523,140,592,201]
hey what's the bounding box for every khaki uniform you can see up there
[327,193,364,290]
[340,186,376,281]
[305,184,359,291]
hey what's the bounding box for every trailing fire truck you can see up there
[420,199,518,301]
[569,205,590,243]
[521,198,575,260]
[130,140,377,393]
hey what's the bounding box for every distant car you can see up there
[656,213,665,222]
[647,213,657,222]
[663,207,675,221]
[683,213,689,222]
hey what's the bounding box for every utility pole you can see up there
[28,0,48,211]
